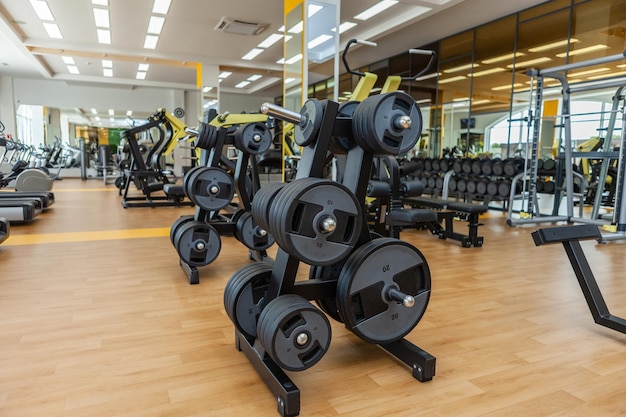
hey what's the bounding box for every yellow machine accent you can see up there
[380,75,401,94]
[349,72,378,101]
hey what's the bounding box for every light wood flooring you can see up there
[1,178,626,417]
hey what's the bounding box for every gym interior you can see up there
[1,0,626,415]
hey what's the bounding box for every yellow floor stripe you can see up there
[52,188,118,192]
[3,227,170,246]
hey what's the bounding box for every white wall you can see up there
[0,76,16,134]
[219,92,275,115]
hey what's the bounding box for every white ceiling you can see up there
[0,0,548,124]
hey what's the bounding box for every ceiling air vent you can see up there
[214,17,267,36]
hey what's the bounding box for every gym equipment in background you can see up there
[223,93,435,416]
[0,216,8,244]
[118,109,193,208]
[532,224,626,334]
[171,113,275,284]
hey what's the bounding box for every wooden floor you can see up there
[2,178,626,417]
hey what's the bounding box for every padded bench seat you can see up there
[386,208,438,226]
[403,196,487,248]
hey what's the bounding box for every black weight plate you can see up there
[432,159,440,172]
[492,159,504,176]
[471,159,482,175]
[461,159,472,174]
[503,159,516,177]
[188,167,235,211]
[294,100,323,147]
[174,221,221,267]
[448,177,457,192]
[481,159,492,176]
[423,158,432,172]
[427,176,436,189]
[457,179,467,193]
[466,180,477,194]
[224,262,273,339]
[195,122,217,149]
[453,160,462,174]
[439,158,450,172]
[498,181,511,197]
[336,238,431,344]
[487,181,499,196]
[183,166,204,200]
[543,158,556,172]
[170,215,194,245]
[257,294,331,372]
[353,92,422,155]
[476,180,487,195]
[251,181,285,232]
[435,177,444,190]
[270,178,362,266]
[235,211,275,251]
[234,122,272,155]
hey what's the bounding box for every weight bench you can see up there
[532,224,626,335]
[403,196,488,247]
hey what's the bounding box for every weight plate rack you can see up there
[226,94,436,417]
[170,120,275,284]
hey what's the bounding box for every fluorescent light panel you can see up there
[556,44,608,58]
[438,76,466,84]
[528,38,578,53]
[147,16,165,34]
[62,56,75,65]
[67,65,79,74]
[492,83,523,91]
[126,110,133,116]
[258,33,283,48]
[247,74,262,81]
[102,59,113,68]
[567,67,610,77]
[507,57,551,68]
[136,72,147,80]
[138,63,149,71]
[235,81,250,88]
[588,71,626,80]
[43,22,62,39]
[90,108,98,114]
[288,21,303,34]
[285,54,303,65]
[354,0,398,21]
[308,4,323,17]
[144,35,158,49]
[97,29,111,44]
[30,0,55,21]
[93,8,110,28]
[108,109,114,115]
[219,71,232,79]
[242,48,264,60]
[470,67,506,77]
[92,0,108,5]
[285,77,295,83]
[443,63,476,73]
[103,68,113,77]
[333,21,357,34]
[308,34,332,49]
[152,0,171,14]
[481,52,524,65]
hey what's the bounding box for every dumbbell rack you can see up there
[227,98,435,417]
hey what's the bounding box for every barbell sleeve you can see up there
[387,288,415,308]
[260,102,302,124]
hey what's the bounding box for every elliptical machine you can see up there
[0,121,54,192]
